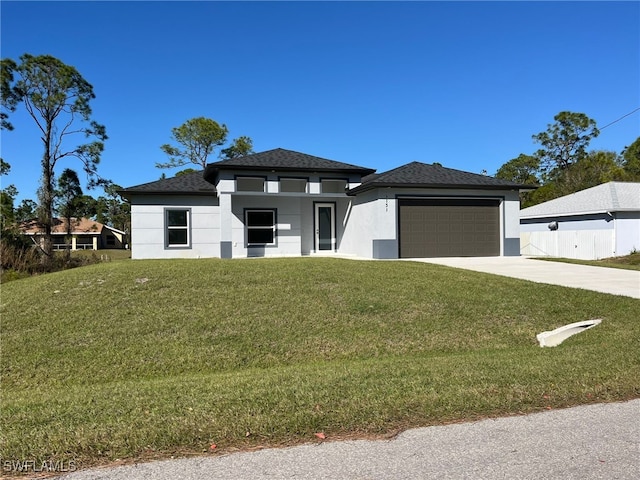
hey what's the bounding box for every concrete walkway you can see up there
[408,256,640,299]
[56,400,640,480]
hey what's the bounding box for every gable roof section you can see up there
[348,161,534,195]
[118,170,215,198]
[520,182,640,219]
[203,148,375,183]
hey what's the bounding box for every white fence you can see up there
[520,230,614,260]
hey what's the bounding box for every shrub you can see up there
[0,229,103,283]
[1,230,44,282]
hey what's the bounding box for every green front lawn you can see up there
[69,248,131,262]
[1,258,638,472]
[535,252,640,271]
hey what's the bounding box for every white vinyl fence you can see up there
[520,230,614,260]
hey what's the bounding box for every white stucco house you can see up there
[120,148,531,260]
[520,182,640,259]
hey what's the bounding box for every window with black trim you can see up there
[165,209,190,247]
[280,177,307,193]
[321,179,347,193]
[237,177,265,192]
[246,210,276,246]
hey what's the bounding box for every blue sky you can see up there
[2,1,639,203]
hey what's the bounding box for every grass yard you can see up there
[535,251,640,271]
[1,258,639,473]
[69,249,131,262]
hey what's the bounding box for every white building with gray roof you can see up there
[120,148,531,260]
[520,182,640,259]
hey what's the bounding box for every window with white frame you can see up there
[245,209,276,246]
[165,209,190,248]
[236,177,266,192]
[321,179,347,193]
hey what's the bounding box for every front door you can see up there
[315,203,335,252]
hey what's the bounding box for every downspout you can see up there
[607,211,616,256]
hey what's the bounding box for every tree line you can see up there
[1,53,253,271]
[1,53,638,271]
[1,164,130,229]
[495,111,640,207]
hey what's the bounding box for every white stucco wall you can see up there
[340,190,397,258]
[520,230,614,259]
[342,188,521,258]
[129,184,522,260]
[519,212,640,259]
[214,171,363,258]
[228,194,303,258]
[130,195,220,259]
[615,212,640,256]
[222,194,355,258]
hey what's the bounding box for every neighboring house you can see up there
[520,182,640,259]
[20,217,127,251]
[119,148,531,260]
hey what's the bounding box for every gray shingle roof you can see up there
[348,161,534,194]
[118,170,215,198]
[203,148,375,182]
[520,182,640,218]
[120,154,536,198]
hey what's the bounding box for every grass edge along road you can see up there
[1,258,638,474]
[534,251,640,271]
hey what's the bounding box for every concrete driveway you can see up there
[407,256,640,299]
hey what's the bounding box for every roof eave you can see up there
[205,164,375,181]
[24,231,102,236]
[348,182,533,196]
[103,225,127,235]
[521,207,639,219]
[118,189,215,199]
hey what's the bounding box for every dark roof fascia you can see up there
[347,182,537,196]
[117,189,214,200]
[203,164,375,184]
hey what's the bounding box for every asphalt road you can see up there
[56,399,640,480]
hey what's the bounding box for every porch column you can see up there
[93,236,98,250]
[72,236,77,251]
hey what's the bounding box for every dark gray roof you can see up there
[118,170,215,198]
[119,156,535,199]
[203,148,375,182]
[348,161,536,195]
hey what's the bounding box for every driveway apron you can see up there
[407,256,640,299]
